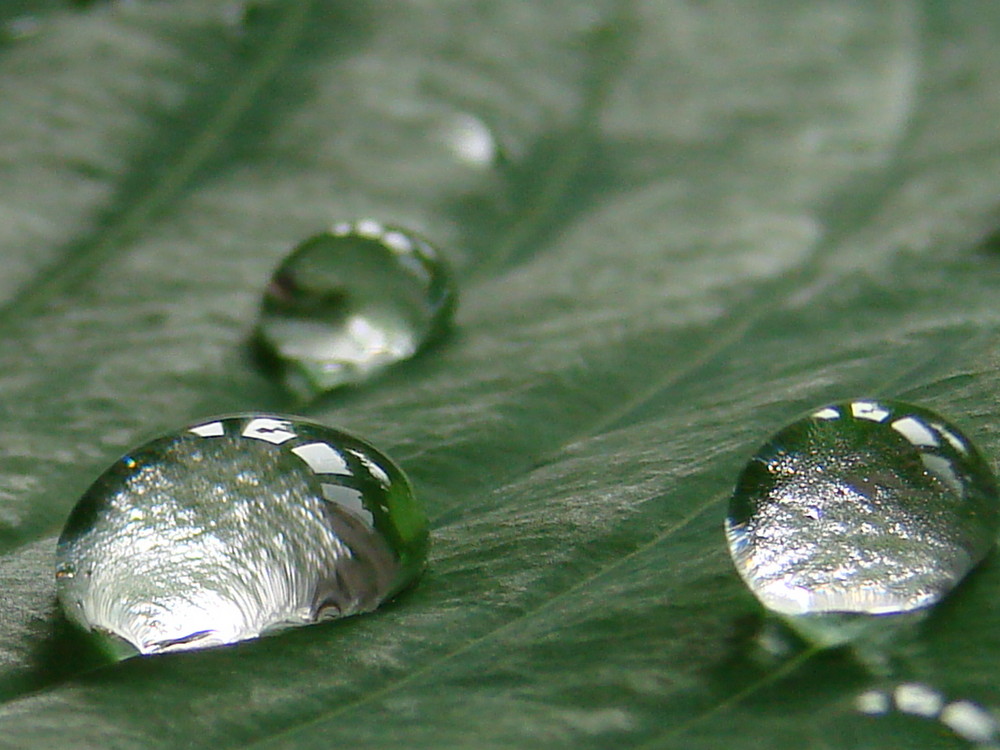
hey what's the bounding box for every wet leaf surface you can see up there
[1,1,1000,747]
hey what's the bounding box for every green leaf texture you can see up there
[1,1,1000,747]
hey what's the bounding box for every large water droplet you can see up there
[56,415,429,655]
[255,221,456,398]
[726,399,999,617]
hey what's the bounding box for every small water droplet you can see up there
[941,700,1000,745]
[55,415,429,655]
[255,221,456,398]
[726,399,999,617]
[856,689,891,715]
[439,113,498,167]
[894,682,945,718]
[856,684,1000,747]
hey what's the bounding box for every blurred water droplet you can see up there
[256,221,456,398]
[941,701,1000,745]
[56,415,429,655]
[856,689,891,715]
[857,684,999,747]
[895,682,945,718]
[726,399,999,617]
[439,113,498,167]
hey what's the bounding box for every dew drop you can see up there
[439,113,498,167]
[856,684,1000,746]
[894,682,945,718]
[856,689,892,716]
[726,399,999,617]
[941,700,1000,745]
[55,415,429,655]
[255,221,456,398]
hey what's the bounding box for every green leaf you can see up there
[1,0,1000,747]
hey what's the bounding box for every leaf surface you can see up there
[0,1,999,747]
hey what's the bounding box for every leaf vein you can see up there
[0,0,315,323]
[235,491,723,749]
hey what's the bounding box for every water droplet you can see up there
[856,689,891,716]
[55,415,429,655]
[255,221,456,398]
[726,399,999,617]
[856,684,1000,746]
[439,113,498,167]
[941,700,1000,745]
[894,682,945,718]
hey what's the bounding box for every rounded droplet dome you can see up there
[726,399,999,617]
[255,220,456,397]
[56,415,428,655]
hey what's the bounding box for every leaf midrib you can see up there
[0,0,315,325]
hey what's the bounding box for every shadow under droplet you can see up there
[0,605,116,703]
[31,610,119,678]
